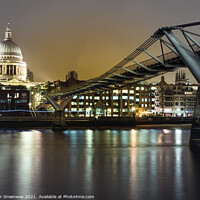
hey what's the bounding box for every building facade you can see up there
[0,84,29,116]
[37,72,156,117]
[37,70,197,118]
[155,71,197,117]
[65,83,156,117]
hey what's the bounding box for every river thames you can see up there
[0,124,199,200]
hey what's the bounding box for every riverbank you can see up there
[0,116,193,129]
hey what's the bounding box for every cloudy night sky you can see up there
[0,0,199,83]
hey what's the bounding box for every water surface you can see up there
[0,124,199,200]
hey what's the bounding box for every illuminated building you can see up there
[155,71,197,117]
[39,70,197,118]
[41,71,156,117]
[0,23,27,81]
[0,23,42,112]
[65,84,156,117]
[0,23,37,86]
[0,85,29,116]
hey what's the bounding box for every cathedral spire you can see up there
[4,23,12,41]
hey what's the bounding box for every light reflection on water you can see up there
[0,125,199,200]
[64,127,189,147]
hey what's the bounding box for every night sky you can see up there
[0,0,199,83]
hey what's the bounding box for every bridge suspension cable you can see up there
[49,21,200,97]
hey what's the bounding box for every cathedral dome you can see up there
[0,40,22,57]
[0,23,22,58]
[0,23,27,81]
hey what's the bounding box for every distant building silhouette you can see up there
[27,69,34,82]
[66,71,78,81]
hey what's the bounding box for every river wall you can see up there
[0,116,193,128]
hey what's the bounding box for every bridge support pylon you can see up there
[45,95,72,131]
[160,28,200,147]
[190,86,200,147]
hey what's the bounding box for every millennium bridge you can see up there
[44,22,200,146]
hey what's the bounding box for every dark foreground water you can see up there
[0,124,200,200]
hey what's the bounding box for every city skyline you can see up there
[0,0,199,83]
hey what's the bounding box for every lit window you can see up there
[136,87,139,90]
[73,96,77,99]
[141,87,144,90]
[0,99,7,103]
[151,87,156,90]
[130,90,134,94]
[136,99,139,102]
[14,93,19,98]
[122,96,128,100]
[113,96,118,100]
[122,90,128,93]
[15,99,27,103]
